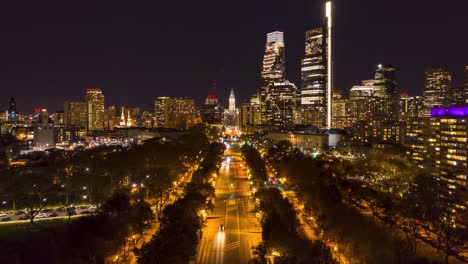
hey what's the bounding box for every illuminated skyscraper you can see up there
[260,31,286,125]
[269,81,299,128]
[300,1,333,128]
[261,31,285,83]
[427,107,467,227]
[229,89,236,113]
[301,28,327,127]
[423,66,452,116]
[64,101,87,129]
[85,88,105,131]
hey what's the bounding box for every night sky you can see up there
[1,0,467,113]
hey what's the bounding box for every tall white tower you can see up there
[229,89,236,112]
[326,1,333,129]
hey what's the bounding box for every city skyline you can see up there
[1,0,467,112]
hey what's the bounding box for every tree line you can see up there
[265,140,467,264]
[135,141,226,264]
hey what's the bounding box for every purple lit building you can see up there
[428,106,467,228]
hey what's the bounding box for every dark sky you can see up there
[1,0,467,113]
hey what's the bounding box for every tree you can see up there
[130,200,155,236]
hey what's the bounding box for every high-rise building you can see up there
[200,93,223,125]
[224,89,238,126]
[301,28,327,127]
[54,111,65,125]
[269,81,299,128]
[450,86,466,106]
[85,88,105,131]
[400,94,425,120]
[372,64,399,122]
[261,31,285,84]
[427,106,467,227]
[33,109,55,148]
[7,97,18,122]
[332,90,349,129]
[154,97,195,129]
[423,66,452,116]
[229,89,236,113]
[260,31,286,125]
[300,0,333,128]
[249,94,261,126]
[64,101,87,129]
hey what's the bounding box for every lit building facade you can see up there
[33,109,55,148]
[400,94,425,121]
[260,31,286,125]
[224,89,238,126]
[301,27,327,127]
[423,66,452,116]
[268,81,299,128]
[154,97,195,129]
[450,86,466,106]
[85,88,105,131]
[428,106,467,227]
[332,90,349,129]
[200,94,223,125]
[64,101,87,130]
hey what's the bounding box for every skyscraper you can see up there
[7,97,18,122]
[301,28,327,127]
[373,64,399,121]
[261,31,285,84]
[229,89,236,113]
[224,89,238,126]
[423,66,452,116]
[300,0,333,128]
[260,31,286,125]
[200,93,223,125]
[85,88,105,131]
[64,101,87,129]
[269,81,299,128]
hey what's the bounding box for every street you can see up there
[196,144,261,264]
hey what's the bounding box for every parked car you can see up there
[36,212,48,219]
[19,215,29,220]
[14,211,25,215]
[0,212,7,217]
[43,209,52,213]
[68,210,77,216]
[48,213,59,217]
[55,207,66,212]
[0,217,12,222]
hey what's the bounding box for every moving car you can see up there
[219,224,225,231]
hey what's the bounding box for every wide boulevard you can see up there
[196,143,261,264]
